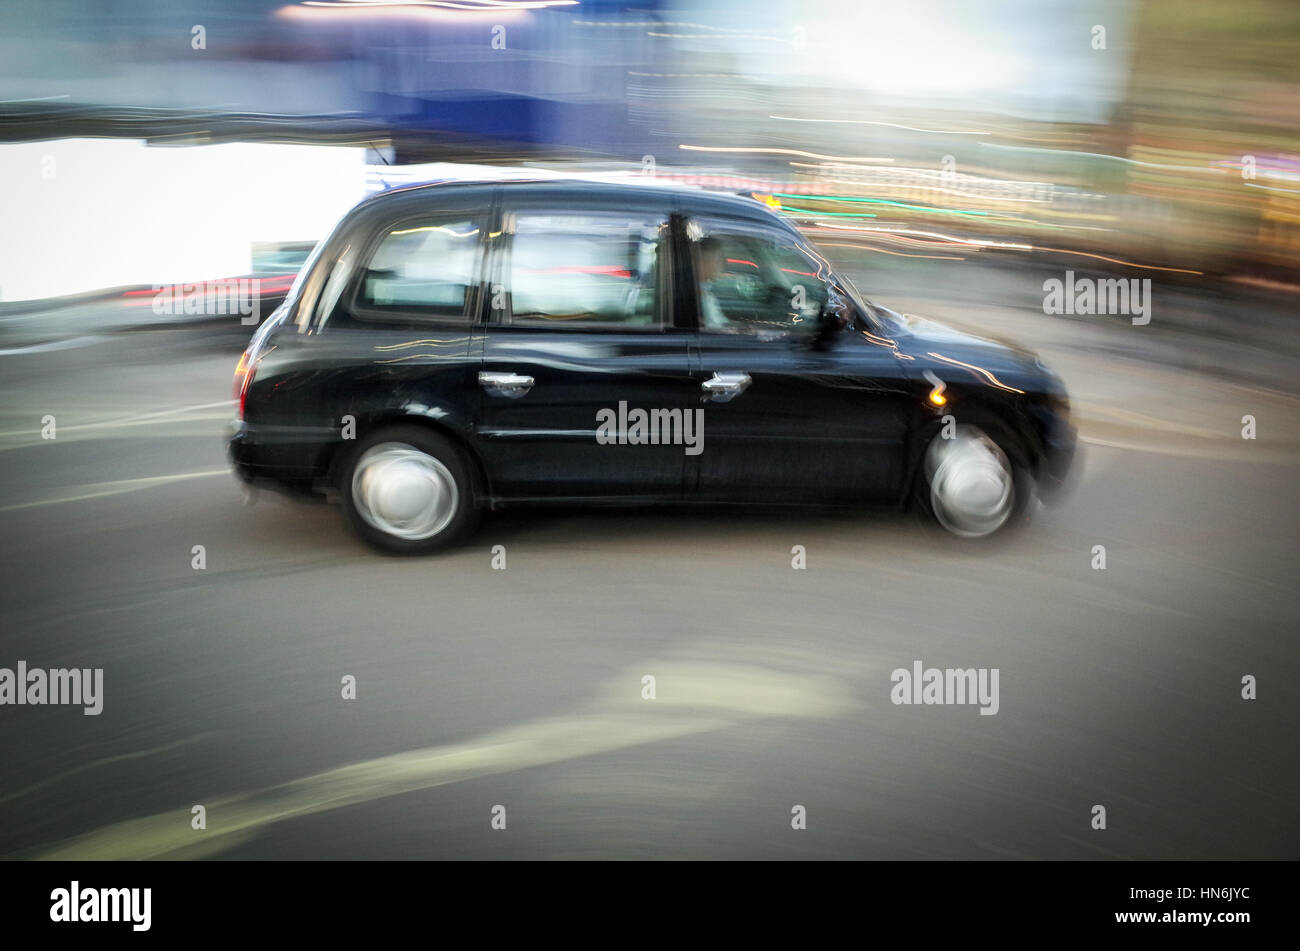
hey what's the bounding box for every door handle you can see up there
[479,371,534,399]
[702,371,751,402]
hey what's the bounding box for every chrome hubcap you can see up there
[925,426,1015,538]
[351,443,458,541]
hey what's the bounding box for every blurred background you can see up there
[2,1,1299,298]
[0,0,1296,860]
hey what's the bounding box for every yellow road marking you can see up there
[38,660,854,860]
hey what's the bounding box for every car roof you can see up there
[358,176,788,226]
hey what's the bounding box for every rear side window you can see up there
[350,217,485,325]
[504,212,667,330]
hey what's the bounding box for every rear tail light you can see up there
[233,309,283,422]
[233,349,256,420]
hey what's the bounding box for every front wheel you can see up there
[339,426,478,554]
[918,422,1032,539]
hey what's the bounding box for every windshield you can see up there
[836,270,889,331]
[793,233,885,334]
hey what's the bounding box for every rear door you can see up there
[475,189,698,501]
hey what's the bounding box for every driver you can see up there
[696,236,733,332]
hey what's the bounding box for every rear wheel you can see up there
[339,426,478,554]
[916,420,1033,539]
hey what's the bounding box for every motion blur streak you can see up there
[0,470,230,513]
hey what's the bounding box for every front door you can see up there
[683,216,912,504]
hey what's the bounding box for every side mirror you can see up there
[810,289,851,350]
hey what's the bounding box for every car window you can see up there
[505,212,666,329]
[351,217,484,324]
[689,222,834,337]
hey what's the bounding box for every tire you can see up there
[912,416,1034,540]
[338,425,479,554]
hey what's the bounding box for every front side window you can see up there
[352,217,484,323]
[690,223,835,337]
[505,212,666,329]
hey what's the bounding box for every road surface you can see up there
[0,287,1296,860]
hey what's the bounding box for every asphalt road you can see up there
[0,303,1296,860]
